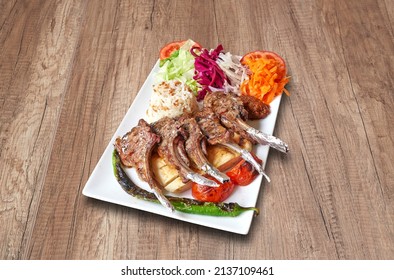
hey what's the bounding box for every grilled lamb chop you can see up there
[114,119,174,211]
[204,91,289,153]
[178,115,230,183]
[152,117,219,187]
[195,107,270,182]
[195,107,232,145]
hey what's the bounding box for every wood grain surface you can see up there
[0,0,393,260]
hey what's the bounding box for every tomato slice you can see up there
[192,177,235,203]
[159,40,202,60]
[241,50,287,79]
[226,155,262,186]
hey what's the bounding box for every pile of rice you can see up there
[146,80,198,123]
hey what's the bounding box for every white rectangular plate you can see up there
[82,60,283,235]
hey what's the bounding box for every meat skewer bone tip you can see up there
[201,163,230,183]
[236,119,289,154]
[153,188,175,212]
[223,142,271,183]
[186,172,220,187]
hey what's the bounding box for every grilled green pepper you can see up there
[112,150,259,217]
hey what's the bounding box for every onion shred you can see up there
[191,45,227,101]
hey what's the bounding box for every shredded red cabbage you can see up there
[191,45,227,101]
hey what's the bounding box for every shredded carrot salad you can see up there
[240,51,290,104]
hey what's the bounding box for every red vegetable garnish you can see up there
[192,177,235,203]
[191,44,227,101]
[226,160,259,186]
[191,154,263,202]
[226,154,262,186]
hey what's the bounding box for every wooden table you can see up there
[1,0,393,260]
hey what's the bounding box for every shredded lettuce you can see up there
[155,40,251,100]
[156,41,200,93]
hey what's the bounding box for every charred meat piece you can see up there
[204,91,248,121]
[203,91,252,142]
[195,107,269,181]
[195,107,232,145]
[179,115,230,183]
[176,138,190,167]
[204,91,289,153]
[114,119,174,211]
[115,119,159,179]
[239,94,270,120]
[152,117,188,181]
[152,117,219,187]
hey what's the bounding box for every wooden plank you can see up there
[249,0,394,259]
[27,0,162,259]
[1,0,392,260]
[0,0,86,259]
[333,0,394,258]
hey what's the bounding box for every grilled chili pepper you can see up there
[112,150,259,217]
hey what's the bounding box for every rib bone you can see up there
[204,91,289,154]
[223,142,271,182]
[201,163,230,183]
[180,116,230,184]
[236,119,289,153]
[153,117,219,187]
[195,107,270,182]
